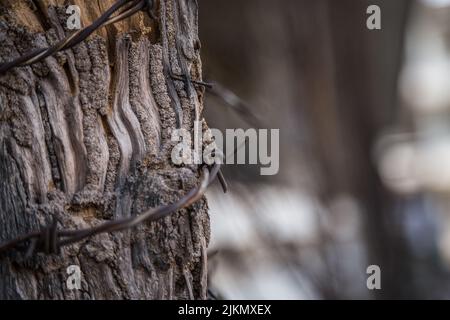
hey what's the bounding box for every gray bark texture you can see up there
[0,0,210,300]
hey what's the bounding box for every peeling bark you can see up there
[0,0,210,300]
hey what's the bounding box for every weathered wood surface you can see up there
[0,0,210,299]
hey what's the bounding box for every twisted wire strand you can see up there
[0,163,222,256]
[0,0,147,75]
[0,0,232,258]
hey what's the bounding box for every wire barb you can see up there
[171,74,214,89]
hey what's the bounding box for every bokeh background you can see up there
[198,0,450,299]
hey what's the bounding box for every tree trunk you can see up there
[0,0,210,300]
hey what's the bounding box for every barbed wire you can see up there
[0,163,222,257]
[0,0,260,260]
[0,0,227,258]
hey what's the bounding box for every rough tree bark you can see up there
[0,0,210,299]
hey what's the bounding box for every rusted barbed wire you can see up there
[0,163,222,257]
[0,130,241,257]
[0,0,151,75]
[0,0,225,258]
[0,0,256,259]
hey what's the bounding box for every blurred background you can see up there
[198,0,450,299]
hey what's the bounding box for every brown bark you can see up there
[0,0,210,300]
